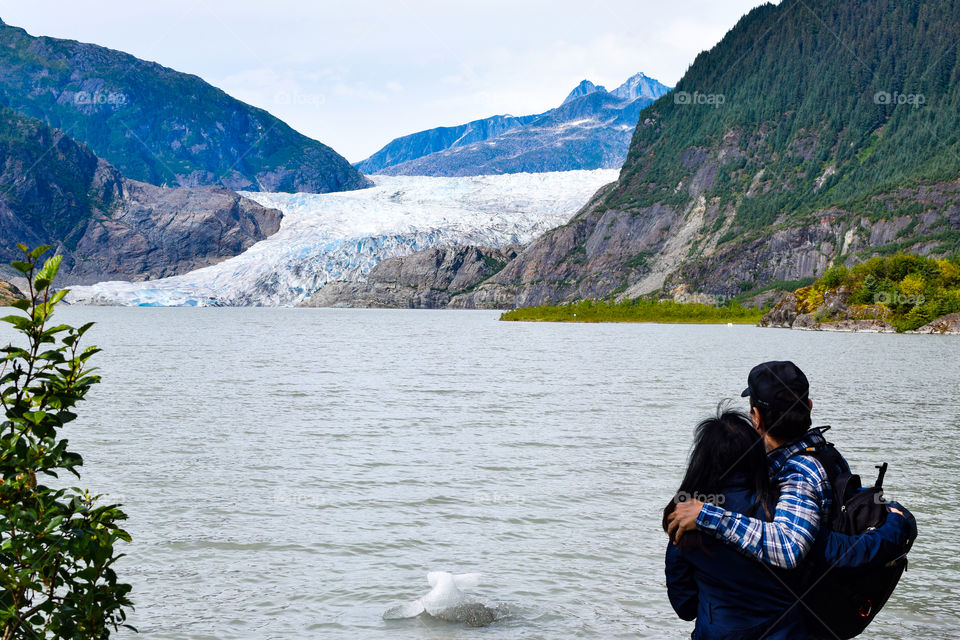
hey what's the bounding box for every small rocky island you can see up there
[759,254,960,334]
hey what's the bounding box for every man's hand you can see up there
[667,499,705,544]
[888,506,904,517]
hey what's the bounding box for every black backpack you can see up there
[791,427,916,639]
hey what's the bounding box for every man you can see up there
[667,361,912,569]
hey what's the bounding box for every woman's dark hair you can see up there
[662,403,776,547]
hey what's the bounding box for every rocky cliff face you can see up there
[304,245,518,308]
[0,107,283,284]
[358,73,671,177]
[64,180,282,284]
[451,186,960,309]
[0,20,369,193]
[0,279,24,305]
[448,0,960,307]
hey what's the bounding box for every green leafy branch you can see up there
[1,245,134,640]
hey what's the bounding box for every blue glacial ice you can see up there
[66,171,618,307]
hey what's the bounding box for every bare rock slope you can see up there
[305,246,518,309]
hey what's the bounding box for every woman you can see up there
[663,406,806,639]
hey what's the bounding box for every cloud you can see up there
[0,0,776,160]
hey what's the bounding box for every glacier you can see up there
[66,171,618,307]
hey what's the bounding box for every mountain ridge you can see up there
[0,106,283,285]
[356,73,671,176]
[355,112,543,174]
[0,20,370,193]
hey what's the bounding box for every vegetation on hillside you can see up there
[1,246,133,638]
[0,107,118,252]
[794,253,960,331]
[500,299,765,324]
[0,21,367,192]
[605,0,960,244]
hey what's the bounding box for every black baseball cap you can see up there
[741,361,810,412]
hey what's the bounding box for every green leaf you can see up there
[42,324,71,337]
[24,410,48,425]
[1,315,31,330]
[10,260,32,274]
[29,245,53,260]
[36,253,62,283]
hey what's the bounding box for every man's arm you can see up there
[669,460,824,569]
[814,502,916,570]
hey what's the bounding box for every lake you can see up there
[13,307,960,639]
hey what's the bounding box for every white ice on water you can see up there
[384,571,503,626]
[66,171,618,307]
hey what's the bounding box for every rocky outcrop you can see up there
[758,293,801,328]
[914,312,960,334]
[0,280,24,305]
[304,245,518,308]
[0,107,283,285]
[64,181,282,284]
[759,288,897,332]
[0,20,369,193]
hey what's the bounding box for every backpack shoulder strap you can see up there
[785,426,850,482]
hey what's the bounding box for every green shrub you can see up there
[500,298,766,324]
[0,245,133,639]
[819,265,850,289]
[801,252,960,331]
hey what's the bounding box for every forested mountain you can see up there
[0,107,283,284]
[357,73,671,176]
[0,19,369,193]
[450,0,960,308]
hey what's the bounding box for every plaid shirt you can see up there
[695,430,832,569]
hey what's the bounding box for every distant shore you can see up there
[499,300,765,324]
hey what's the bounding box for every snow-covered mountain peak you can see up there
[562,79,607,104]
[611,73,671,102]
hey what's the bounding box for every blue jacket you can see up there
[665,478,807,639]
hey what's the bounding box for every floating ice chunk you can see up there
[384,571,504,627]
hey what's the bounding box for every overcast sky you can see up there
[0,0,774,162]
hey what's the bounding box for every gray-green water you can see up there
[18,308,960,638]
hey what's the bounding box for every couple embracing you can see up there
[663,361,917,639]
